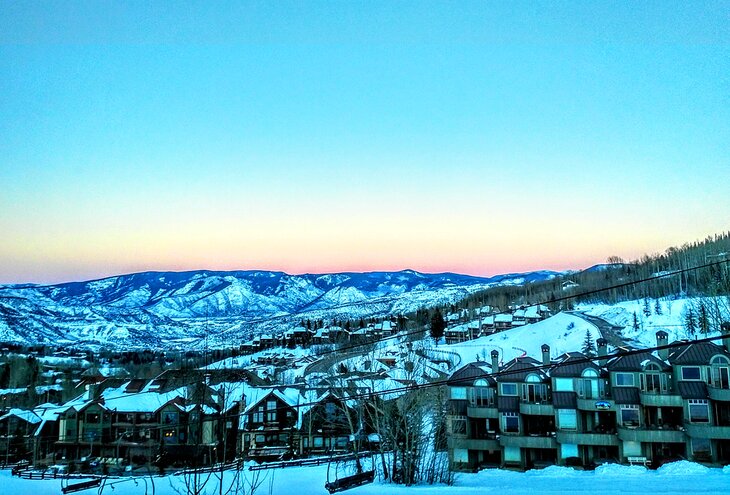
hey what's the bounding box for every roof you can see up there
[550,352,601,377]
[607,351,669,372]
[496,357,545,382]
[668,341,730,365]
[496,396,519,412]
[552,392,577,409]
[0,408,41,424]
[612,387,641,404]
[447,363,495,387]
[677,381,708,399]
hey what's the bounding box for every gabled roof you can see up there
[496,356,545,382]
[447,363,495,387]
[668,341,730,365]
[0,408,41,424]
[549,352,601,377]
[606,351,669,372]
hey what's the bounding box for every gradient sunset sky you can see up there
[1,2,729,284]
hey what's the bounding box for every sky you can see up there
[1,2,729,284]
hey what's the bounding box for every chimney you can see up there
[721,322,730,354]
[541,344,551,366]
[656,330,669,361]
[597,338,608,364]
[491,350,500,373]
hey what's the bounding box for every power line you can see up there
[298,258,730,358]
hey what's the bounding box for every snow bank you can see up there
[655,460,711,476]
[594,463,647,476]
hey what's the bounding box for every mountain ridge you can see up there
[0,268,561,349]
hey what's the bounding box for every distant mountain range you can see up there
[0,269,560,349]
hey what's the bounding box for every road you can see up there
[569,312,632,349]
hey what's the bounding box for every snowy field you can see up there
[3,461,729,495]
[444,312,601,364]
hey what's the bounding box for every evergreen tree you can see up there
[654,299,663,315]
[582,330,596,356]
[643,298,651,317]
[632,312,640,331]
[684,307,697,337]
[429,309,446,340]
[698,302,710,335]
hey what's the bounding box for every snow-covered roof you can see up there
[0,408,42,424]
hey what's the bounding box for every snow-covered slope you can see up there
[0,269,558,349]
[445,312,602,364]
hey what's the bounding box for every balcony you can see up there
[576,398,616,412]
[556,431,619,446]
[639,392,683,407]
[519,402,555,416]
[448,437,500,451]
[499,434,557,449]
[708,386,730,402]
[616,426,686,443]
[684,423,730,439]
[467,406,499,419]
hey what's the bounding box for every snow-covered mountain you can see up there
[0,269,559,349]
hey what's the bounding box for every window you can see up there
[450,416,467,435]
[451,387,467,400]
[472,387,494,407]
[681,367,701,381]
[500,383,518,396]
[162,412,178,424]
[86,413,100,423]
[502,413,519,433]
[614,373,634,387]
[561,443,579,459]
[688,400,709,423]
[711,356,730,389]
[557,409,577,430]
[692,438,711,457]
[453,448,469,463]
[620,406,640,427]
[253,406,264,424]
[554,378,574,392]
[266,400,277,410]
[642,373,661,393]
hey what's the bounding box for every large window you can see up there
[681,367,702,381]
[471,387,494,407]
[451,387,467,400]
[500,383,518,396]
[620,406,640,427]
[557,409,577,430]
[711,356,730,389]
[688,400,710,423]
[502,413,519,433]
[614,373,634,387]
[642,373,662,393]
[554,378,574,392]
[450,416,467,435]
[692,438,711,458]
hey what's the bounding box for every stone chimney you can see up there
[491,350,500,373]
[541,344,551,366]
[721,322,730,354]
[656,330,669,361]
[596,338,608,364]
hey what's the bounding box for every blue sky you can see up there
[1,2,729,283]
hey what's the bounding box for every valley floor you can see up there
[3,461,729,495]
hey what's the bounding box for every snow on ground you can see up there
[577,297,725,348]
[443,313,600,364]
[3,461,729,495]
